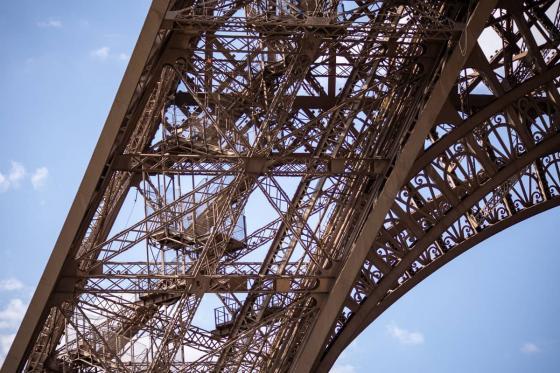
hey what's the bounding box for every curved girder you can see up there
[6,1,560,372]
[11,1,473,371]
[316,52,560,372]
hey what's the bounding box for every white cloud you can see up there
[184,346,206,362]
[520,342,539,354]
[387,323,424,345]
[31,167,48,190]
[0,162,26,192]
[91,46,110,60]
[37,19,62,28]
[0,299,27,330]
[0,279,24,292]
[331,363,357,373]
[0,163,48,191]
[0,173,7,192]
[478,27,502,59]
[118,53,130,61]
[91,47,130,62]
[0,333,15,363]
[8,162,25,187]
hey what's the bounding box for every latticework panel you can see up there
[3,1,560,373]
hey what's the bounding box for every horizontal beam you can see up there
[68,273,334,294]
[164,12,463,40]
[174,92,369,110]
[115,153,389,177]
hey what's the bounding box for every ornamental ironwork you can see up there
[3,1,560,372]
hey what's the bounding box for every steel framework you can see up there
[3,0,560,372]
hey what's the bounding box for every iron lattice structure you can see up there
[4,0,560,371]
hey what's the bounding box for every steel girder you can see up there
[303,2,560,370]
[3,0,560,372]
[315,61,560,372]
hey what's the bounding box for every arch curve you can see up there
[315,64,560,372]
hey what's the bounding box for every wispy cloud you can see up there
[118,53,130,62]
[387,323,424,345]
[0,161,26,192]
[0,333,16,364]
[0,174,6,192]
[331,363,357,373]
[9,162,25,187]
[0,299,27,329]
[91,46,110,60]
[90,47,130,62]
[31,167,48,190]
[520,342,539,354]
[0,279,24,292]
[37,19,62,28]
[0,162,49,192]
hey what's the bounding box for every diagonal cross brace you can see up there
[288,1,499,371]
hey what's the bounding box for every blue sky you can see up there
[0,1,559,371]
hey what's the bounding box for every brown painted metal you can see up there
[316,70,560,370]
[289,2,498,370]
[1,2,173,372]
[4,0,560,372]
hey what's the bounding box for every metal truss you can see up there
[3,0,560,372]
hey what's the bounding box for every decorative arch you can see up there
[315,64,560,372]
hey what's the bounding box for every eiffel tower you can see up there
[3,0,560,371]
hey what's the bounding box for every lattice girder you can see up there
[3,1,560,373]
[313,3,560,370]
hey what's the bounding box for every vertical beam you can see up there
[0,1,171,372]
[288,1,498,371]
